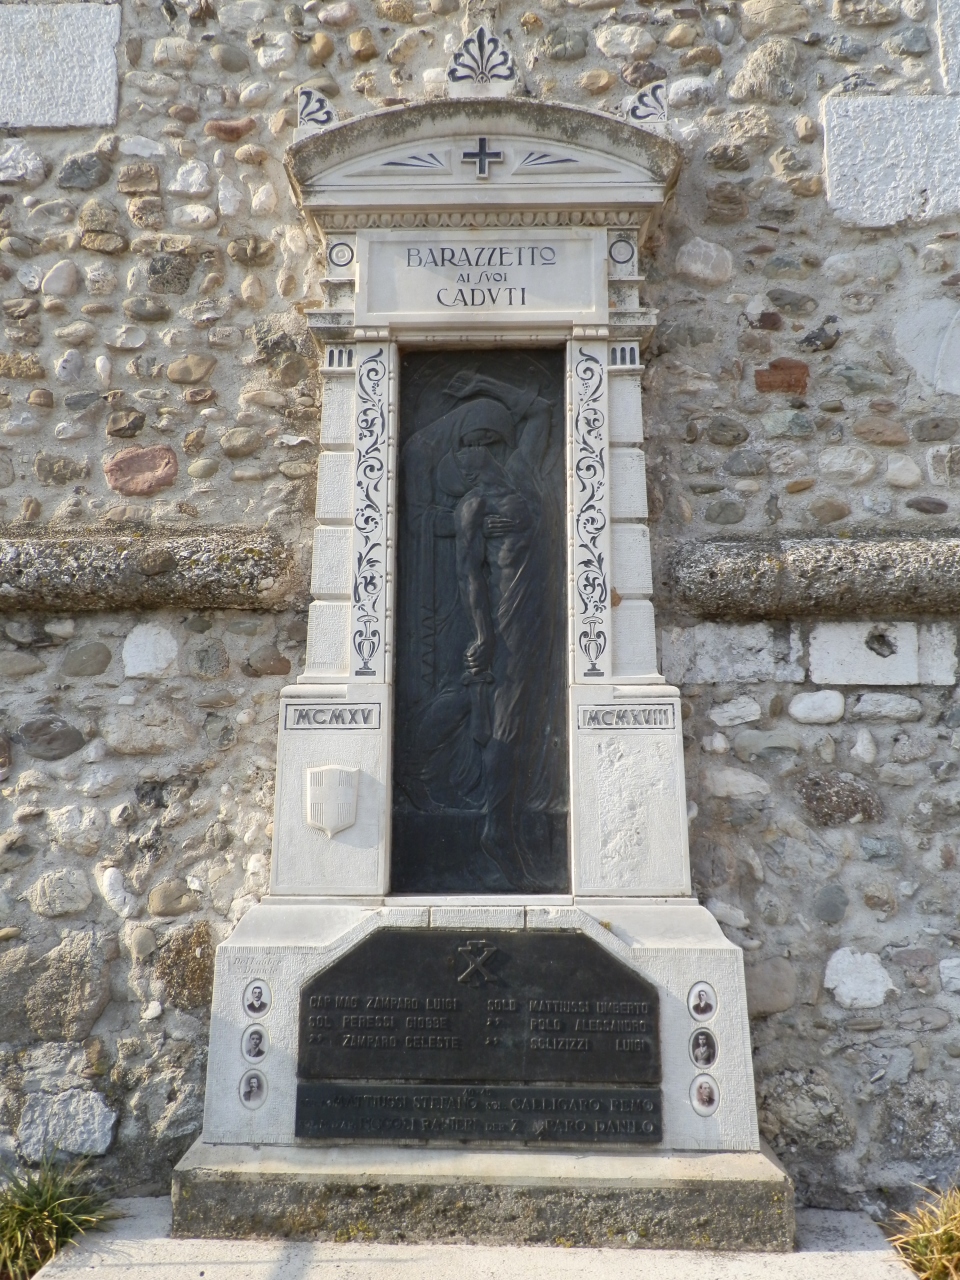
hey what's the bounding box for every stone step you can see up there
[36,1197,912,1280]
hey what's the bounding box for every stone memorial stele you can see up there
[173,44,795,1249]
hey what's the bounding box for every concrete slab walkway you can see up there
[37,1195,914,1280]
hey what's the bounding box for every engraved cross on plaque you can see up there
[461,137,503,179]
[457,940,498,984]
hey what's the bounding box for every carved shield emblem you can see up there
[304,766,360,837]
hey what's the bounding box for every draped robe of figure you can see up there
[394,376,566,888]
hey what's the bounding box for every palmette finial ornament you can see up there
[295,86,337,142]
[446,26,518,98]
[622,81,668,130]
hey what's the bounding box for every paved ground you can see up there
[38,1196,913,1280]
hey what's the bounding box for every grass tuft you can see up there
[890,1186,960,1280]
[0,1158,114,1280]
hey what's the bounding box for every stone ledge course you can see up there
[663,535,960,620]
[0,528,305,611]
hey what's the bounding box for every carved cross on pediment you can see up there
[461,136,504,179]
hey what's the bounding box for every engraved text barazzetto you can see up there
[296,929,662,1146]
[392,351,569,894]
[359,232,600,323]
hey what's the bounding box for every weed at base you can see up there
[0,1157,115,1280]
[890,1186,960,1280]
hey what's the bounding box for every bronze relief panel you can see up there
[391,350,569,893]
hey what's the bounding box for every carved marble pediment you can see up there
[286,100,682,228]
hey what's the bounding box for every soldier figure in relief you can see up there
[395,355,567,892]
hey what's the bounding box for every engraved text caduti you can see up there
[574,348,608,677]
[353,348,387,676]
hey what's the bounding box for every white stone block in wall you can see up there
[939,0,960,91]
[661,623,804,684]
[304,600,350,677]
[0,4,121,129]
[310,526,353,597]
[919,623,958,686]
[218,0,269,30]
[314,450,354,521]
[611,523,652,596]
[320,376,355,446]
[824,948,896,1010]
[608,372,644,443]
[611,599,658,679]
[894,301,960,397]
[940,957,960,993]
[17,1089,117,1162]
[926,441,960,485]
[851,693,923,720]
[703,767,770,800]
[708,696,761,727]
[788,690,845,724]
[610,447,647,519]
[809,621,919,686]
[122,623,178,679]
[822,96,960,227]
[934,317,960,397]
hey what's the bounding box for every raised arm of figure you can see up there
[454,492,495,675]
[448,371,538,424]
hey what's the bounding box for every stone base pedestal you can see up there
[172,1140,794,1250]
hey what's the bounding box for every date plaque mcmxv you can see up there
[296,929,662,1145]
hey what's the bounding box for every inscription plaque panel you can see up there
[356,230,604,326]
[296,929,662,1145]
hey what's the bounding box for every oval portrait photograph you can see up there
[690,1074,720,1117]
[239,1069,268,1110]
[689,1027,718,1069]
[241,1024,269,1063]
[242,979,272,1018]
[687,981,717,1021]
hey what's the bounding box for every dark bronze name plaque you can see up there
[296,929,662,1146]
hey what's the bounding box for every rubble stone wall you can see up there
[1,0,960,1214]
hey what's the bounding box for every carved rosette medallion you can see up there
[352,347,389,678]
[572,347,609,680]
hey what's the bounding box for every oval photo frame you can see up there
[690,1073,720,1117]
[241,1024,269,1064]
[242,979,272,1019]
[689,1027,718,1070]
[687,981,717,1022]
[239,1069,268,1110]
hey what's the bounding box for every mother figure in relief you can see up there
[394,357,567,893]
